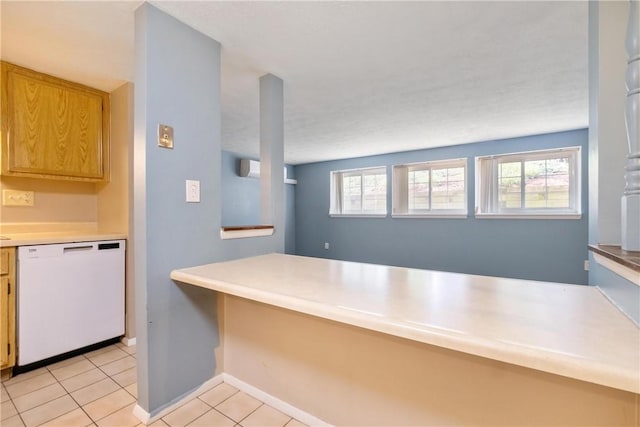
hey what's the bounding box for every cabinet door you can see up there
[1,62,110,182]
[0,249,8,276]
[0,248,16,370]
[0,275,11,369]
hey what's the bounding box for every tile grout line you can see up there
[4,371,55,400]
[81,349,135,400]
[213,406,240,427]
[2,345,132,427]
[195,387,239,408]
[6,346,298,427]
[90,351,134,382]
[187,403,237,427]
[236,402,293,427]
[82,349,136,425]
[44,354,95,427]
[54,372,101,427]
[63,350,136,426]
[235,402,265,426]
[192,386,240,426]
[3,368,65,427]
[167,386,240,427]
[5,382,28,427]
[190,384,291,427]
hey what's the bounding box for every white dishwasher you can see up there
[17,240,125,366]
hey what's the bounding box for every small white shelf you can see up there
[220,225,275,240]
[592,253,640,286]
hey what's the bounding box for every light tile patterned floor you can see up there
[1,343,307,427]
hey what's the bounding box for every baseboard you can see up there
[120,336,136,347]
[132,404,151,425]
[221,373,331,427]
[133,374,224,425]
[131,373,330,426]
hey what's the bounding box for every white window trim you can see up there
[392,158,468,217]
[475,213,582,220]
[391,214,468,219]
[329,166,388,216]
[329,214,387,218]
[475,146,581,219]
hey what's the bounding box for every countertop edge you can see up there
[170,268,640,395]
[0,233,127,247]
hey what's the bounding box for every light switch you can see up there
[186,180,200,203]
[158,124,174,148]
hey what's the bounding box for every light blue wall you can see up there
[295,129,589,285]
[134,4,222,413]
[588,254,639,324]
[587,1,638,325]
[221,152,261,226]
[221,151,296,254]
[284,170,296,255]
[134,4,285,416]
[587,1,628,246]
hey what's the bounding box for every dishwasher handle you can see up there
[63,245,94,253]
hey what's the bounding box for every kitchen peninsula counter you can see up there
[172,253,639,395]
[172,254,639,424]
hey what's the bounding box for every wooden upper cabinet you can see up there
[1,61,110,182]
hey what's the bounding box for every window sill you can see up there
[220,225,274,240]
[475,213,582,220]
[392,213,468,219]
[329,213,387,218]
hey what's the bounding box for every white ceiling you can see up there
[1,1,588,165]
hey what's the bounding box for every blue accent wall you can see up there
[587,2,638,326]
[285,173,296,255]
[134,5,286,416]
[134,3,223,413]
[295,129,589,285]
[221,152,261,226]
[221,151,296,254]
[588,254,639,324]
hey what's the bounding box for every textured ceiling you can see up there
[1,1,588,165]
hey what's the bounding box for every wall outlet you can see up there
[324,242,329,250]
[584,260,590,271]
[2,190,34,206]
[186,180,200,203]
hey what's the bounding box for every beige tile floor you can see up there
[1,343,307,427]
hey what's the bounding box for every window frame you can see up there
[392,158,468,218]
[475,147,582,219]
[329,166,388,217]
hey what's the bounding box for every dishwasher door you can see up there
[17,240,125,366]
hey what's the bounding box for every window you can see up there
[330,167,387,216]
[393,158,467,217]
[475,147,581,218]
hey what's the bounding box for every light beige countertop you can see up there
[171,253,640,394]
[0,231,127,247]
